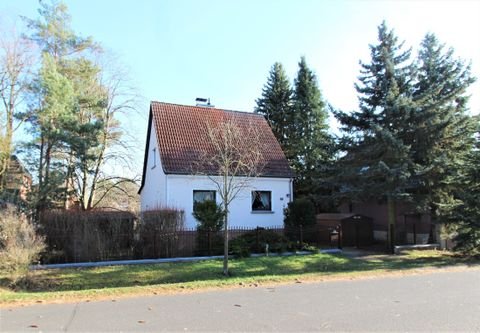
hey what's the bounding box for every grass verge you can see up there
[1,250,478,306]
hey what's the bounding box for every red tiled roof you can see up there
[144,102,293,180]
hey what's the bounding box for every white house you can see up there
[139,101,294,229]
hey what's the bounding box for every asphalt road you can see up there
[1,269,480,332]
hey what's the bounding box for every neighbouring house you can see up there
[3,155,32,202]
[139,101,294,229]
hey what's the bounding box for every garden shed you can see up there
[316,213,374,248]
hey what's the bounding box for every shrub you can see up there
[136,208,185,258]
[0,208,45,286]
[39,210,136,263]
[140,208,185,231]
[229,237,251,258]
[193,200,225,255]
[229,228,293,257]
[193,200,225,231]
[284,198,316,228]
[301,244,320,254]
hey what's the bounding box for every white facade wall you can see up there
[165,175,292,229]
[140,129,167,210]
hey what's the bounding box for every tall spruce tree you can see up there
[292,56,333,204]
[335,22,415,252]
[255,62,293,158]
[410,33,476,213]
[440,123,480,254]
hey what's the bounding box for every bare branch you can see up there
[192,117,266,275]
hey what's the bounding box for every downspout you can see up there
[289,178,294,203]
[165,174,169,207]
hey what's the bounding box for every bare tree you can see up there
[0,27,35,189]
[70,52,142,210]
[88,54,140,209]
[197,117,265,275]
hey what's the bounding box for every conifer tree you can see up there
[335,22,415,251]
[441,123,480,254]
[23,1,138,212]
[291,57,334,206]
[410,33,476,213]
[24,0,98,210]
[254,62,293,159]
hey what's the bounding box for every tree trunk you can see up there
[223,210,229,276]
[37,133,45,214]
[86,127,108,210]
[387,195,396,254]
[64,149,74,209]
[0,98,14,190]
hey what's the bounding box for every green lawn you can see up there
[1,250,478,305]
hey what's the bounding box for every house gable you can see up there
[139,106,167,208]
[139,101,294,228]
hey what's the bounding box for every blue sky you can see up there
[2,0,480,175]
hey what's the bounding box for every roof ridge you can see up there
[150,101,264,117]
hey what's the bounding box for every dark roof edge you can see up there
[138,106,153,195]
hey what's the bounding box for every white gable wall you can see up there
[166,174,292,229]
[140,129,167,210]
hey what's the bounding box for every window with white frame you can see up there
[193,190,216,205]
[251,191,272,212]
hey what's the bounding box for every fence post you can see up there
[338,224,342,249]
[429,223,434,244]
[389,226,395,254]
[413,223,417,245]
[355,221,359,248]
[300,225,304,246]
[153,228,157,257]
[256,227,260,253]
[208,228,212,256]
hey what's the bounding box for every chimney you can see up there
[195,97,214,108]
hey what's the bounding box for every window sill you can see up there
[251,211,274,214]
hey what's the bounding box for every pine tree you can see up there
[29,53,75,209]
[254,62,293,159]
[410,33,476,213]
[334,22,415,251]
[291,57,333,202]
[24,0,99,210]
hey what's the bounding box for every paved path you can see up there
[2,269,480,332]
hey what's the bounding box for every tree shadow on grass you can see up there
[7,252,480,293]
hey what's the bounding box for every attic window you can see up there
[251,191,272,212]
[151,148,156,169]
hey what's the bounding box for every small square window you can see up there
[193,190,216,205]
[251,191,272,211]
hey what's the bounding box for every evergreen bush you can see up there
[192,200,225,255]
[284,198,316,227]
[229,228,292,257]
